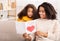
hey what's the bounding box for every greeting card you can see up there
[16,20,36,34]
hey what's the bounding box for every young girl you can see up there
[17,4,37,41]
[17,4,37,22]
[24,2,60,41]
[35,2,60,41]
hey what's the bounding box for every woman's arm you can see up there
[35,31,48,38]
[47,20,60,41]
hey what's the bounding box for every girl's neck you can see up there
[27,16,32,19]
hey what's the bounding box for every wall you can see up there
[16,0,60,20]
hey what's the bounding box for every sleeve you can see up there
[47,20,60,41]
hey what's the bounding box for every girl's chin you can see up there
[28,16,32,18]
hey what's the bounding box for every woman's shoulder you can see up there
[35,18,50,21]
[35,19,60,23]
[52,19,60,25]
[52,19,59,22]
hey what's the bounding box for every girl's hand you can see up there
[23,33,31,40]
[23,33,28,38]
[35,31,48,37]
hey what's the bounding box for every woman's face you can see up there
[27,8,33,18]
[39,6,47,19]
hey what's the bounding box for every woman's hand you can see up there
[35,31,40,36]
[35,31,48,37]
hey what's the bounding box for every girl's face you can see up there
[27,8,33,18]
[39,6,47,19]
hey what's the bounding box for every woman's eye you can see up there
[42,11,45,13]
[39,11,44,13]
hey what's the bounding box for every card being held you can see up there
[16,20,36,34]
[25,20,36,34]
[16,22,26,34]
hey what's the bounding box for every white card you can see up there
[25,20,36,34]
[16,21,26,34]
[16,20,37,34]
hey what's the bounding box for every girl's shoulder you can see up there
[23,16,28,19]
[22,16,32,21]
[17,16,32,22]
[17,18,24,22]
[16,16,27,22]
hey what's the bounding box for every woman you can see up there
[24,2,60,41]
[17,4,37,22]
[35,2,60,41]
